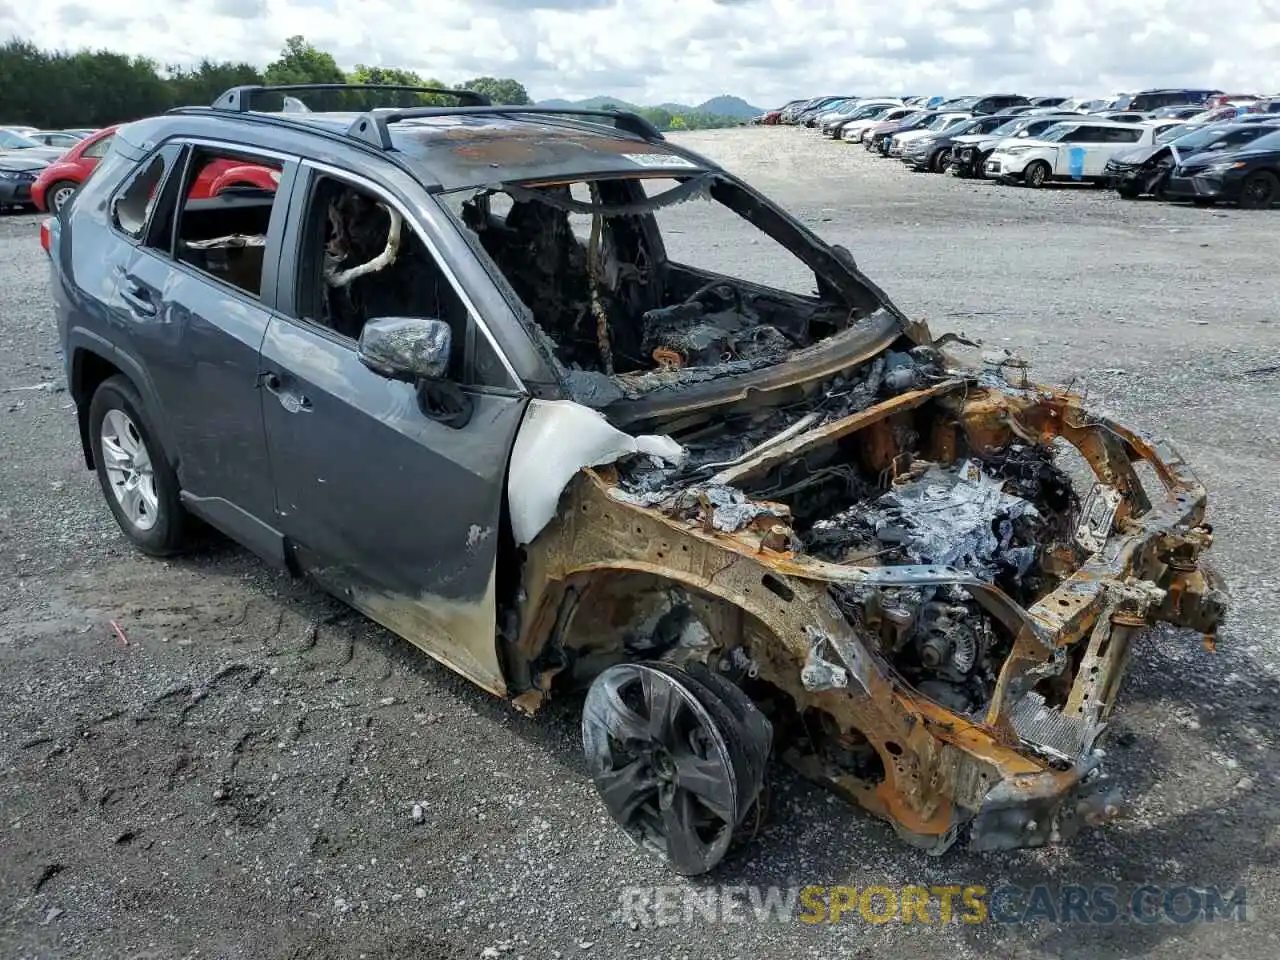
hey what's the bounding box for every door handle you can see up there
[260,371,312,413]
[120,284,157,317]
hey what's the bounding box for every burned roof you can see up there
[266,111,719,191]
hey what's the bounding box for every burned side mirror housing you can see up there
[357,316,452,382]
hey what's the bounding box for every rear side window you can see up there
[1108,128,1143,143]
[1057,127,1092,143]
[111,144,183,240]
[82,134,114,160]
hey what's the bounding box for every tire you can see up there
[1024,160,1051,188]
[89,375,188,556]
[930,149,949,173]
[1238,170,1279,210]
[1116,185,1141,200]
[46,180,78,213]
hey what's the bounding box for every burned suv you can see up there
[47,84,1226,875]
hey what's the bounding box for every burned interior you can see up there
[447,172,877,402]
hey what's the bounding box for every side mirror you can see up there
[357,316,452,382]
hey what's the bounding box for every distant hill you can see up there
[537,95,644,111]
[536,94,762,117]
[694,95,763,118]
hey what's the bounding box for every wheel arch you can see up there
[523,563,786,695]
[68,337,176,472]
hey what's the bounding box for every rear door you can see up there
[260,161,529,695]
[1053,125,1109,176]
[115,141,297,562]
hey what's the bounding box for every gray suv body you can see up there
[45,85,1226,874]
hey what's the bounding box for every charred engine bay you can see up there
[615,353,1083,714]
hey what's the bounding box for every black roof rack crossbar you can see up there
[212,84,491,112]
[344,105,665,149]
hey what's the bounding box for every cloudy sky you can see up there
[4,0,1280,106]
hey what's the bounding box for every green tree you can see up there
[636,107,673,131]
[166,59,264,109]
[456,76,531,105]
[349,65,458,106]
[264,36,346,86]
[0,37,542,130]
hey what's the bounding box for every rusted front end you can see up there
[510,373,1226,853]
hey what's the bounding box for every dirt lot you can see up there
[2,126,1279,960]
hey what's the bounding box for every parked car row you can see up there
[763,92,1280,209]
[0,125,103,211]
[1,123,280,213]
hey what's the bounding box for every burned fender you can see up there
[507,399,686,545]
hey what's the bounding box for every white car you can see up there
[887,113,972,155]
[984,120,1161,186]
[841,106,915,141]
[820,99,903,136]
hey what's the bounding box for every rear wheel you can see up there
[1024,160,1051,188]
[89,376,188,556]
[1238,170,1279,210]
[46,180,78,213]
[583,661,771,875]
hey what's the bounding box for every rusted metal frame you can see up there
[517,472,1058,832]
[711,379,966,487]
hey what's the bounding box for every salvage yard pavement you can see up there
[2,126,1279,959]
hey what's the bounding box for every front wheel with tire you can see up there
[1238,170,1279,210]
[46,180,78,213]
[89,376,188,556]
[582,661,772,875]
[1116,185,1141,200]
[930,149,949,173]
[1024,160,1051,188]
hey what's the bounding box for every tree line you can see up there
[0,36,533,129]
[0,34,743,133]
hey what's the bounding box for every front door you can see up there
[260,166,528,695]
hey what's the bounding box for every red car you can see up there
[33,125,278,213]
[32,126,119,212]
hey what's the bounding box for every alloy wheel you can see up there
[50,184,76,212]
[99,408,159,531]
[583,662,769,875]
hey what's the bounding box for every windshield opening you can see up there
[442,175,878,392]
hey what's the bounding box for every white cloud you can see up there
[8,0,1280,106]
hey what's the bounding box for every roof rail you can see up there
[211,83,490,112]
[344,105,664,149]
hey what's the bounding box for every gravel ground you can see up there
[2,126,1279,960]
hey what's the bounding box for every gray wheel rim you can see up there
[1245,176,1275,207]
[100,408,159,531]
[51,184,75,211]
[583,663,739,874]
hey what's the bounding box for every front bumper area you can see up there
[524,377,1227,855]
[1163,171,1238,201]
[0,176,35,204]
[969,760,1121,851]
